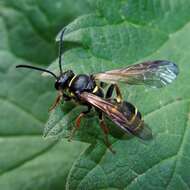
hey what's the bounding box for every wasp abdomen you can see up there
[119,101,152,140]
[121,101,141,121]
[118,101,144,132]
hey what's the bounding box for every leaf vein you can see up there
[144,98,190,118]
[166,102,190,189]
[0,141,57,176]
[0,96,44,125]
[127,154,177,188]
[177,174,190,190]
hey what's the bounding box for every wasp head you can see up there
[55,70,74,90]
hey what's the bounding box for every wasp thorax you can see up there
[54,70,74,90]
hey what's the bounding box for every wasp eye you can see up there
[54,81,60,90]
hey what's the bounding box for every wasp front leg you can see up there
[49,92,63,112]
[68,105,92,141]
[105,84,123,103]
[49,92,71,112]
[99,112,116,154]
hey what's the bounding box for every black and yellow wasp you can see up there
[16,28,179,153]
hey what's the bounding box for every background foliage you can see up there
[0,0,190,190]
[0,0,90,189]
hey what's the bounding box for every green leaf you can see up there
[0,0,91,64]
[45,0,190,189]
[0,1,90,189]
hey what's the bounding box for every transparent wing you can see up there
[94,60,179,88]
[79,92,152,140]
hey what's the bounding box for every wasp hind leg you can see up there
[68,105,92,141]
[106,84,122,103]
[99,112,116,154]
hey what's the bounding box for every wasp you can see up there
[16,28,179,153]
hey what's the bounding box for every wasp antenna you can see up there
[58,28,66,74]
[16,65,58,79]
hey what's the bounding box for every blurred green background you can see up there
[0,0,91,189]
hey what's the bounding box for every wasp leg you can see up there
[115,84,123,103]
[100,81,107,88]
[99,113,116,154]
[49,92,71,111]
[68,105,92,141]
[62,94,71,101]
[105,84,122,103]
[49,93,62,112]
